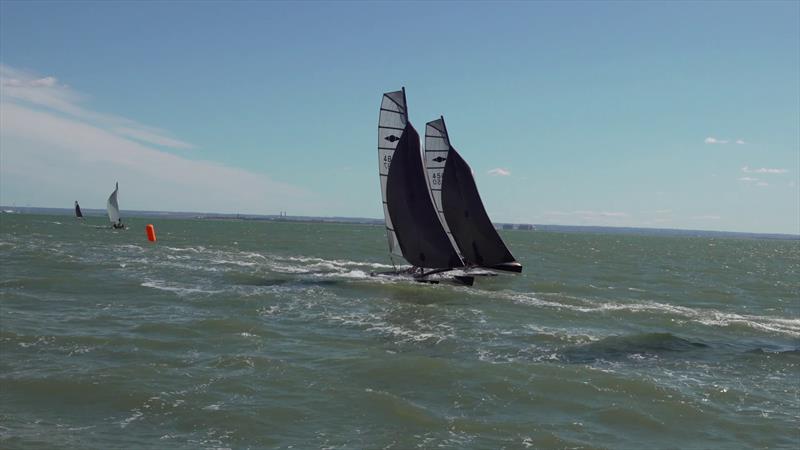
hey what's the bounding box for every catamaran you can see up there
[107,182,125,229]
[374,88,521,285]
[74,201,83,219]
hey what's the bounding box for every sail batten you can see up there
[425,117,522,273]
[377,89,407,258]
[424,118,462,259]
[378,89,463,268]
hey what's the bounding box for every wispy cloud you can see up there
[0,65,314,214]
[545,210,629,218]
[704,137,748,145]
[738,176,758,182]
[756,181,769,187]
[692,215,721,220]
[0,64,193,150]
[741,166,788,174]
[488,168,511,176]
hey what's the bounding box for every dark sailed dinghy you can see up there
[424,117,522,273]
[75,201,84,219]
[374,88,473,285]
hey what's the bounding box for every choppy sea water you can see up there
[1,213,798,449]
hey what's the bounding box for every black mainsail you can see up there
[424,117,522,273]
[379,89,463,269]
[74,201,83,218]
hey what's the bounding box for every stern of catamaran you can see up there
[487,261,523,273]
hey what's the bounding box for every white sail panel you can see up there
[107,182,120,225]
[378,89,407,257]
[424,118,461,259]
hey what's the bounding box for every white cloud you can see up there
[488,168,511,176]
[0,65,315,215]
[704,137,729,144]
[692,215,721,220]
[741,166,788,174]
[735,139,746,145]
[0,64,193,150]
[756,181,769,187]
[738,176,758,182]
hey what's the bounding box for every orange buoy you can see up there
[146,224,157,242]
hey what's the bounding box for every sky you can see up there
[1,1,798,234]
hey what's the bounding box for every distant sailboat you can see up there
[107,182,124,229]
[374,88,521,285]
[424,117,522,273]
[74,201,84,219]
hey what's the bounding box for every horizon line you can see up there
[2,205,798,238]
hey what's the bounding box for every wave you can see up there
[479,290,800,337]
[560,333,708,363]
[140,280,222,296]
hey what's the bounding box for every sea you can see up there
[1,212,798,449]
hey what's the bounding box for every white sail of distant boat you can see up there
[107,182,121,226]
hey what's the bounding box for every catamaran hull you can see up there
[370,270,474,286]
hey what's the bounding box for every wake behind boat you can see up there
[372,88,521,286]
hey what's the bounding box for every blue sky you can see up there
[1,1,798,234]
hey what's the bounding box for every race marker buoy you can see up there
[146,224,157,242]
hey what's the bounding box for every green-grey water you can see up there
[1,213,798,449]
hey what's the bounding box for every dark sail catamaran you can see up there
[375,88,521,285]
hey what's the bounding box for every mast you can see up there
[378,88,407,259]
[378,89,462,269]
[426,116,522,273]
[424,117,462,259]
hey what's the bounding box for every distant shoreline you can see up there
[2,206,798,240]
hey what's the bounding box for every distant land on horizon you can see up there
[3,206,798,241]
